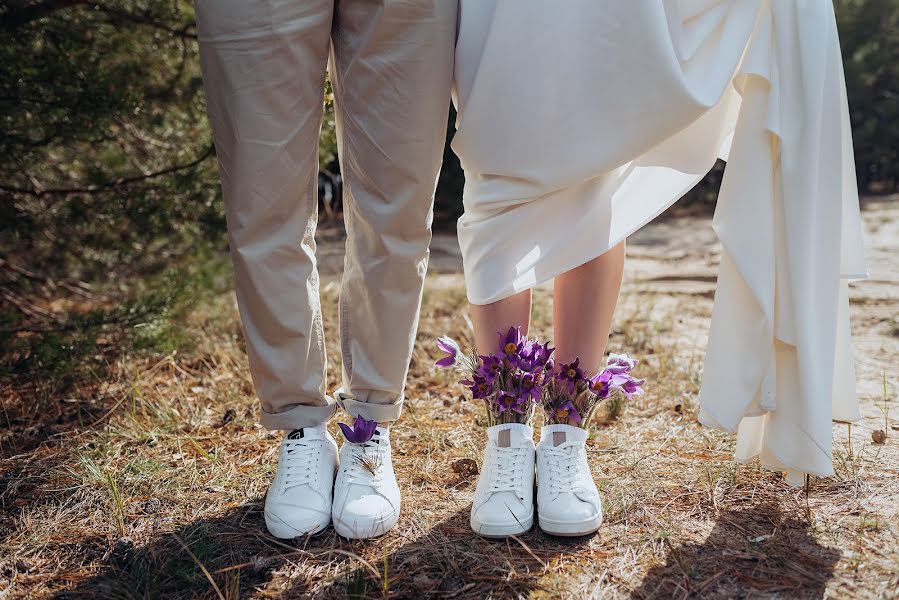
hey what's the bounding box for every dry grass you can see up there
[2,215,899,598]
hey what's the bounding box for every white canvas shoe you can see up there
[470,423,535,538]
[536,424,603,536]
[332,426,400,539]
[264,424,339,538]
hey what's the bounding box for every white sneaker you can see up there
[536,424,603,536]
[264,424,339,538]
[470,423,535,538]
[332,426,400,539]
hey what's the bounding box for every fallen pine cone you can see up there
[220,408,237,426]
[452,458,478,478]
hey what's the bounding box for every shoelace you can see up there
[279,438,325,490]
[542,442,584,496]
[341,436,385,488]
[487,445,529,499]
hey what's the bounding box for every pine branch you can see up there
[1,1,197,39]
[0,145,214,197]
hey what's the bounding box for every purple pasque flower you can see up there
[461,374,492,400]
[476,354,503,384]
[606,353,637,373]
[553,400,582,425]
[604,354,639,386]
[517,339,553,373]
[543,357,555,374]
[556,357,585,394]
[618,375,645,398]
[338,415,378,444]
[516,339,539,372]
[608,373,633,389]
[606,366,643,389]
[517,371,541,403]
[588,370,612,398]
[497,326,523,365]
[534,341,555,367]
[496,391,525,414]
[435,336,460,368]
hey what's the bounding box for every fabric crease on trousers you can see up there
[195,0,457,429]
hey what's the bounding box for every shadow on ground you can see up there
[50,499,592,599]
[51,501,288,599]
[631,503,840,599]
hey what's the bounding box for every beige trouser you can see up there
[195,0,456,429]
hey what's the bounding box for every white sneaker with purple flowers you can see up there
[332,425,400,539]
[470,423,535,537]
[264,423,338,538]
[536,424,602,536]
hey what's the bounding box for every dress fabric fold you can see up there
[451,0,867,484]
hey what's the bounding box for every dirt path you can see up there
[324,196,899,497]
[3,199,896,599]
[424,197,898,422]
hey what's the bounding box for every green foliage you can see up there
[1,1,220,267]
[1,249,229,381]
[320,78,338,169]
[1,1,222,381]
[1,0,895,382]
[835,0,899,190]
[345,568,368,600]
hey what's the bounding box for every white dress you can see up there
[452,0,867,485]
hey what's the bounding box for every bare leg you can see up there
[553,241,626,373]
[470,290,532,356]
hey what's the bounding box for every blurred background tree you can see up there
[837,0,899,191]
[0,0,216,381]
[1,0,896,382]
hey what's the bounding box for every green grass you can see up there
[2,256,897,600]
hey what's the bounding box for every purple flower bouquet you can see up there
[437,328,645,429]
[436,327,553,426]
[541,353,645,427]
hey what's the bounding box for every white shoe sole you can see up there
[264,510,330,539]
[332,509,399,540]
[470,513,534,538]
[538,512,602,537]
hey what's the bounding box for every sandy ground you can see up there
[321,196,899,515]
[328,196,897,421]
[3,198,896,599]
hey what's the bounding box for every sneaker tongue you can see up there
[497,429,512,448]
[487,423,532,448]
[541,424,588,446]
[286,424,327,440]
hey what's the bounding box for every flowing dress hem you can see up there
[697,405,846,485]
[464,170,713,306]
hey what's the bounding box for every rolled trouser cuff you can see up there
[259,400,337,431]
[337,391,404,423]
